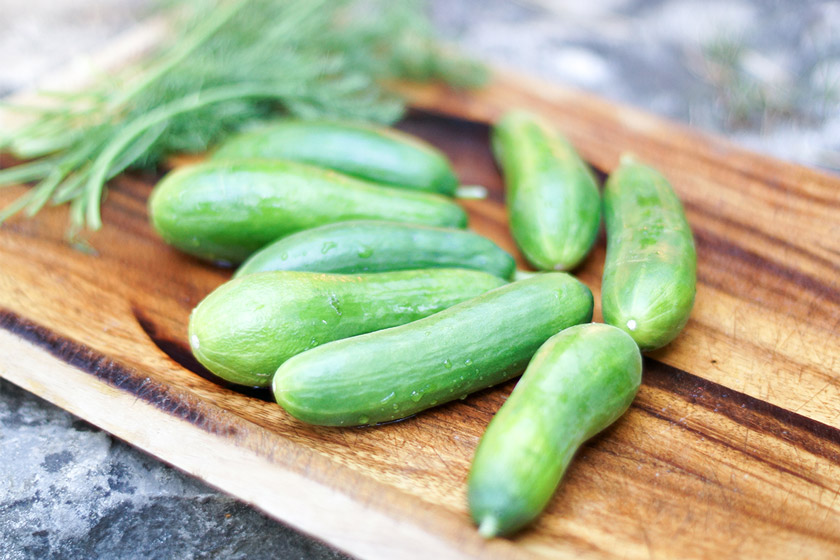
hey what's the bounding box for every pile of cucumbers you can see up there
[148,114,696,538]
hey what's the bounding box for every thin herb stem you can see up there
[105,122,168,179]
[69,195,86,234]
[0,159,57,185]
[0,187,38,223]
[84,83,296,228]
[24,168,70,217]
[10,128,86,160]
[52,172,86,205]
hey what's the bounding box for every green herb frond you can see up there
[0,0,487,232]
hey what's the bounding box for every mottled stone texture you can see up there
[0,379,351,560]
[1,0,838,558]
[430,0,840,173]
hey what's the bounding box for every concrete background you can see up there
[433,0,840,172]
[1,1,838,559]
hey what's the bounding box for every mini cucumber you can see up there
[188,269,505,388]
[601,155,697,350]
[273,273,593,426]
[212,119,459,196]
[148,160,467,264]
[467,323,642,538]
[234,220,515,279]
[492,110,601,271]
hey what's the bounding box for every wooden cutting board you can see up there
[1,23,839,560]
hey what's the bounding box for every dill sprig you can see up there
[0,0,486,232]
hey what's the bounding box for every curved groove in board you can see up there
[130,304,273,402]
[0,307,238,437]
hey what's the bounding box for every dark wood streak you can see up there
[399,110,505,203]
[630,403,840,540]
[643,358,840,464]
[693,227,840,307]
[405,108,492,131]
[0,307,239,438]
[103,193,151,225]
[110,172,158,204]
[721,167,840,209]
[684,199,840,274]
[401,109,617,201]
[696,268,836,329]
[594,433,727,492]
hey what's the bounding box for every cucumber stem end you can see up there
[477,515,500,538]
[619,152,639,166]
[513,269,539,281]
[455,184,488,199]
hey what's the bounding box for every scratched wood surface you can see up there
[1,35,840,560]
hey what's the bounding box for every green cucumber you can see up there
[601,155,697,350]
[273,273,593,426]
[148,160,467,264]
[189,268,506,388]
[234,220,515,279]
[492,110,601,271]
[468,323,642,538]
[212,119,459,196]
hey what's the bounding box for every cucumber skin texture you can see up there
[492,110,601,271]
[467,323,642,538]
[234,220,516,279]
[148,160,467,264]
[273,273,594,426]
[188,269,506,388]
[212,120,459,196]
[601,157,697,350]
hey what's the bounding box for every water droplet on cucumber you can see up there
[328,294,342,316]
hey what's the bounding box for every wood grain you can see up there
[2,68,840,559]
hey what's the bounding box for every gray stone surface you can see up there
[430,0,840,173]
[1,1,838,559]
[0,379,350,560]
